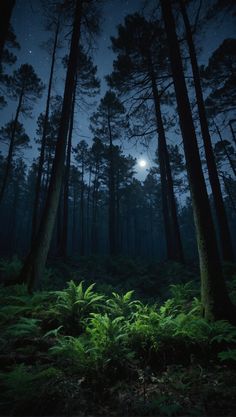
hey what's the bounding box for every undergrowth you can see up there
[0,277,236,416]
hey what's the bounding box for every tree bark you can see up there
[108,113,117,256]
[19,0,83,292]
[160,0,236,323]
[31,17,60,243]
[59,85,76,258]
[91,168,99,254]
[79,154,85,256]
[150,65,184,263]
[179,0,234,262]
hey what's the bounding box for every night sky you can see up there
[1,0,236,179]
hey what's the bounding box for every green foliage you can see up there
[106,290,142,318]
[87,313,135,371]
[54,280,105,333]
[169,281,198,305]
[0,287,55,324]
[218,348,236,362]
[49,335,94,373]
[5,317,41,339]
[0,278,236,416]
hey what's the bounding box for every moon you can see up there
[138,159,147,168]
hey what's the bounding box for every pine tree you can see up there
[0,64,44,204]
[108,14,184,262]
[90,91,126,255]
[20,0,102,291]
[59,47,100,258]
[179,0,234,262]
[31,14,61,242]
[160,0,236,322]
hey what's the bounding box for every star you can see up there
[29,50,32,54]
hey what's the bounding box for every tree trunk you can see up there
[80,157,85,256]
[59,85,76,258]
[31,17,60,243]
[72,183,77,254]
[108,114,116,256]
[0,0,15,62]
[19,0,82,292]
[91,171,99,254]
[150,66,184,263]
[86,166,92,254]
[160,0,236,323]
[179,0,234,262]
[0,89,24,204]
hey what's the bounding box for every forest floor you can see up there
[0,257,236,416]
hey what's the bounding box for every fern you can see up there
[5,317,41,338]
[86,313,135,369]
[0,364,63,410]
[54,281,105,333]
[106,290,142,318]
[218,348,236,362]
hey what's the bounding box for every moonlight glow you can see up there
[138,159,147,168]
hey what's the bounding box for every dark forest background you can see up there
[0,1,236,415]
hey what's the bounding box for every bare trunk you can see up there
[19,0,82,292]
[31,18,60,243]
[80,159,85,256]
[86,166,92,253]
[108,114,116,256]
[160,0,236,323]
[91,170,99,254]
[180,0,234,262]
[150,66,184,263]
[59,85,76,258]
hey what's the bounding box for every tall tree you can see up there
[179,0,234,262]
[0,121,30,199]
[20,0,84,291]
[59,47,100,258]
[90,137,105,254]
[203,39,236,120]
[20,0,102,291]
[0,0,15,62]
[73,140,90,256]
[31,13,61,243]
[108,14,184,262]
[0,64,44,204]
[90,91,126,255]
[160,0,236,322]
